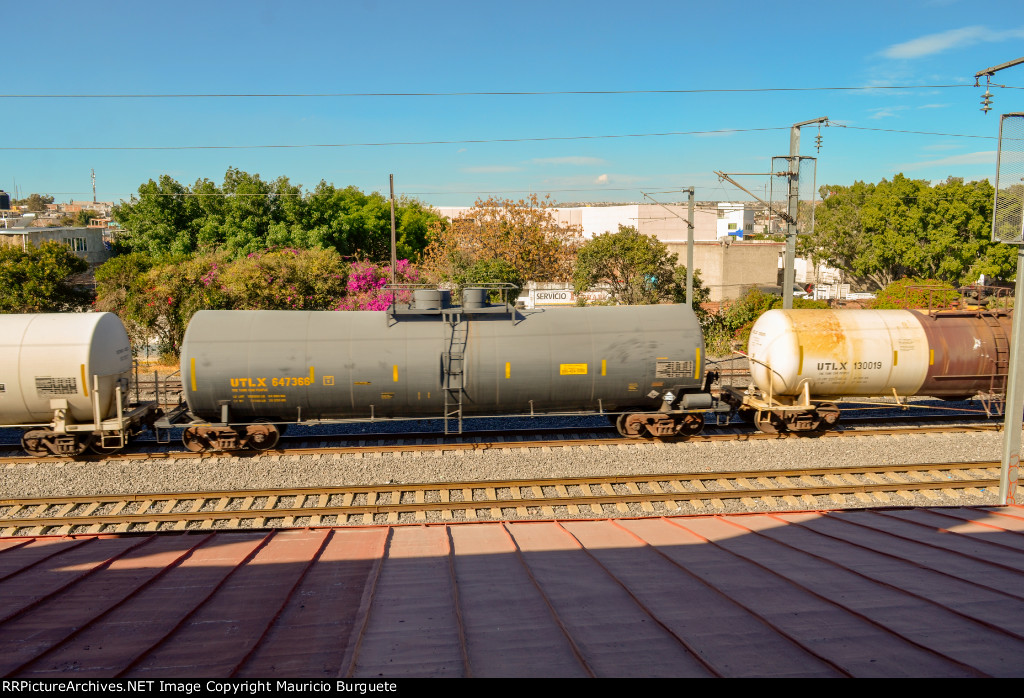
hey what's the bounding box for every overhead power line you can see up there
[0,126,789,151]
[836,124,997,139]
[0,84,1009,99]
[0,123,1002,152]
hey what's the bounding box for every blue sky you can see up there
[2,0,1022,207]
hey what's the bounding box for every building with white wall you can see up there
[435,203,784,302]
[435,203,727,242]
[715,202,755,239]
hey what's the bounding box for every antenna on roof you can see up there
[91,169,96,203]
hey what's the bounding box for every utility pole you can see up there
[641,190,696,308]
[687,187,695,308]
[783,116,828,309]
[976,58,1024,506]
[389,174,397,286]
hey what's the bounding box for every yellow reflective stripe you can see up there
[893,350,899,367]
[81,364,88,397]
[601,359,606,376]
[190,358,197,391]
[798,346,803,375]
[929,349,934,366]
[505,362,511,379]
[393,365,399,382]
[694,348,700,379]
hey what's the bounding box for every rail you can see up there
[0,461,1000,536]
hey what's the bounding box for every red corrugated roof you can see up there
[2,505,1023,678]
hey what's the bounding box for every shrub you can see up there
[868,278,959,309]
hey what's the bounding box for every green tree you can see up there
[453,257,523,302]
[76,210,100,226]
[94,252,155,348]
[703,287,829,356]
[0,241,90,312]
[671,265,712,322]
[867,277,959,309]
[95,247,353,358]
[13,193,55,212]
[215,248,350,310]
[112,174,205,258]
[112,170,443,262]
[803,175,1005,289]
[423,194,582,284]
[572,225,681,305]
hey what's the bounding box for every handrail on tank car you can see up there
[733,350,783,403]
[957,284,1013,312]
[906,284,960,314]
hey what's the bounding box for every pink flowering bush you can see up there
[335,259,420,311]
[96,246,427,360]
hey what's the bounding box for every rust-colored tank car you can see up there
[725,308,1011,433]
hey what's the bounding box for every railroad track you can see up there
[0,461,1001,536]
[0,415,1003,464]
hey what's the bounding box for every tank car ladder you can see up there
[443,312,468,434]
[980,312,1010,416]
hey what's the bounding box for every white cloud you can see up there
[595,174,609,185]
[869,105,910,119]
[922,143,963,151]
[532,156,606,166]
[881,25,1024,59]
[896,151,996,170]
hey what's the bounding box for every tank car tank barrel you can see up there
[179,303,717,429]
[746,308,1012,402]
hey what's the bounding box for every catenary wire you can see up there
[0,84,1010,98]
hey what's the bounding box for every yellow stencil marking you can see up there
[559,363,588,375]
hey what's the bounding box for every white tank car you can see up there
[746,309,932,398]
[732,307,1013,433]
[0,313,133,424]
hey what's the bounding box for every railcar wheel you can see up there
[89,437,125,456]
[21,428,89,458]
[182,427,210,453]
[678,413,704,437]
[629,414,660,438]
[753,411,784,434]
[21,429,54,458]
[815,403,841,430]
[245,423,280,451]
[616,413,648,438]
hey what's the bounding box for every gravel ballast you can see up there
[0,430,1007,512]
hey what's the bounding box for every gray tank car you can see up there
[177,290,725,451]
